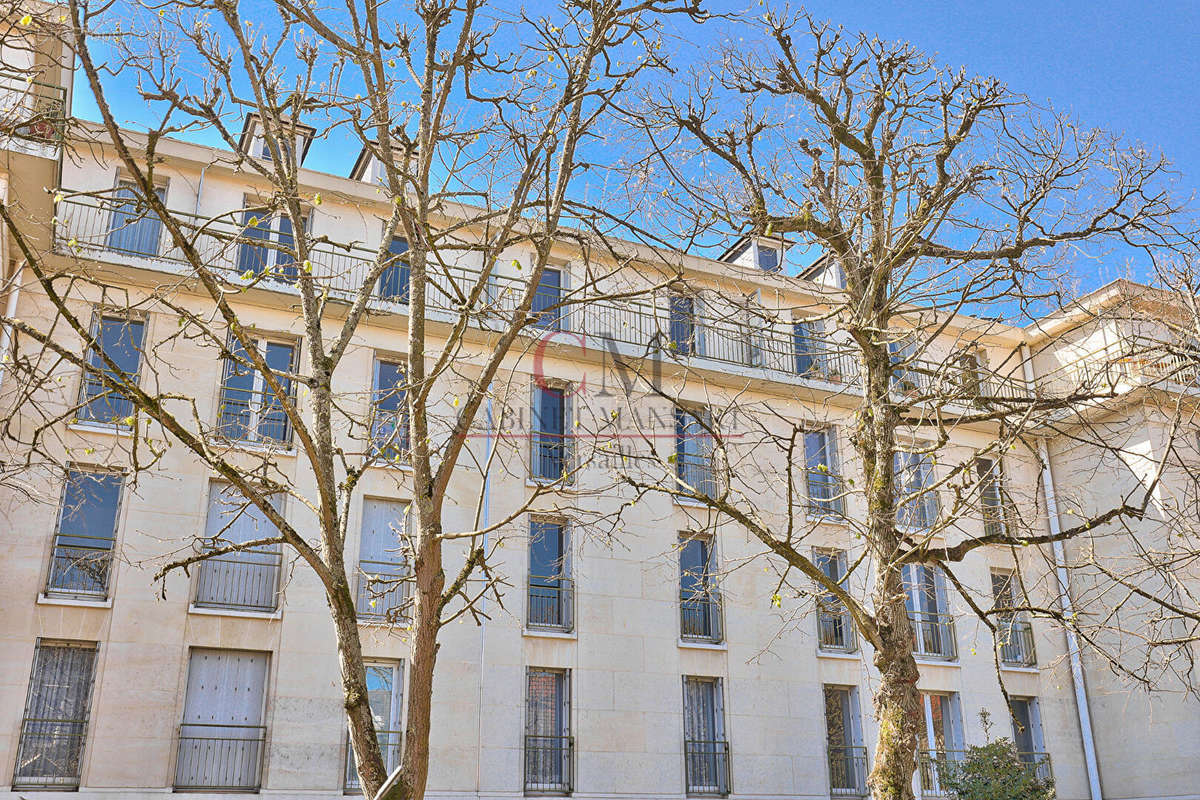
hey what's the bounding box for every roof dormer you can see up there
[719,234,789,273]
[238,113,316,165]
[349,141,417,184]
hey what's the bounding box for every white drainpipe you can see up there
[1021,345,1103,800]
[0,175,23,391]
[474,391,494,794]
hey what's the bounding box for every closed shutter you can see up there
[176,649,268,789]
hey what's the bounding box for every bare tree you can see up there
[0,1,703,798]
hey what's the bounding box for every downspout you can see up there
[474,391,494,794]
[1020,344,1103,800]
[0,175,22,391]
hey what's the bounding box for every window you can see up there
[1009,697,1051,780]
[217,336,297,446]
[814,549,855,652]
[531,383,570,481]
[888,338,920,393]
[525,668,572,794]
[370,358,409,462]
[346,662,404,790]
[78,313,145,425]
[675,406,717,496]
[917,692,965,796]
[378,237,411,303]
[682,676,729,796]
[679,534,722,643]
[755,242,780,272]
[793,319,825,377]
[955,350,985,398]
[823,686,867,797]
[236,206,307,284]
[528,518,572,631]
[903,564,956,659]
[175,649,269,791]
[356,499,410,621]
[992,569,1035,667]
[805,428,843,517]
[977,457,1008,537]
[194,483,283,613]
[45,468,123,598]
[12,641,98,789]
[531,266,563,330]
[894,450,938,530]
[669,293,698,355]
[105,179,164,257]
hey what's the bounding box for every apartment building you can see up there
[1,29,1197,800]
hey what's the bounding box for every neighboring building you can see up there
[0,24,1197,800]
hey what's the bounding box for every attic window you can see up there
[756,243,780,272]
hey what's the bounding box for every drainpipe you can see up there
[1021,345,1103,800]
[0,175,22,391]
[474,391,494,794]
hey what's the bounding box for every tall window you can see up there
[903,564,956,660]
[370,358,409,462]
[824,686,867,796]
[525,668,572,794]
[236,207,306,283]
[793,319,824,377]
[12,641,98,790]
[346,662,404,790]
[669,293,698,355]
[682,676,729,796]
[814,548,855,653]
[895,450,938,530]
[175,649,269,791]
[955,350,985,398]
[378,237,411,303]
[675,406,716,496]
[105,179,164,257]
[194,483,283,613]
[217,337,297,446]
[805,428,843,517]
[992,569,1035,666]
[531,384,569,481]
[917,692,965,796]
[679,534,722,643]
[45,468,123,598]
[888,338,920,393]
[977,457,1008,537]
[1009,697,1051,780]
[528,518,572,631]
[78,314,145,425]
[531,266,563,330]
[357,499,410,621]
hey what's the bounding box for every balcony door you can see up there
[683,676,728,795]
[106,180,164,257]
[528,519,571,630]
[903,564,953,658]
[919,692,964,795]
[679,534,721,642]
[195,484,282,612]
[525,668,571,793]
[346,662,404,789]
[176,649,268,790]
[823,686,866,795]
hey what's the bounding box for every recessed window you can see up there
[525,668,572,794]
[78,313,145,425]
[12,640,99,790]
[45,469,123,598]
[216,336,298,447]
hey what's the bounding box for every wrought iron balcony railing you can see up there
[918,748,966,796]
[806,469,846,518]
[999,619,1037,667]
[817,606,857,653]
[680,592,723,643]
[345,729,403,790]
[193,550,282,613]
[216,386,294,447]
[1017,751,1053,783]
[531,432,570,482]
[12,716,88,789]
[524,734,573,794]
[0,78,66,143]
[174,723,266,791]
[909,612,957,660]
[527,578,574,631]
[827,745,868,796]
[45,536,114,598]
[684,739,731,796]
[676,452,719,496]
[356,560,409,621]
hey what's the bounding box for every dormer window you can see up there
[237,113,315,166]
[755,242,780,272]
[717,235,786,272]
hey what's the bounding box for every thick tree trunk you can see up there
[868,574,923,800]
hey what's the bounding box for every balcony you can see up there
[11,717,88,789]
[676,452,719,496]
[817,606,857,653]
[531,432,570,482]
[356,560,409,621]
[0,78,65,145]
[827,745,868,797]
[44,536,113,598]
[999,620,1037,667]
[524,734,573,794]
[527,578,573,631]
[918,749,965,796]
[175,723,266,791]
[684,739,731,796]
[193,550,282,613]
[909,612,957,660]
[345,730,402,791]
[1039,335,1200,398]
[680,592,723,643]
[806,469,846,519]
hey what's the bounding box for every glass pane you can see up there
[105,183,163,257]
[81,317,144,423]
[532,268,562,330]
[529,521,565,586]
[236,210,271,276]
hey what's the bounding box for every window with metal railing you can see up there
[792,318,824,376]
[823,686,867,796]
[378,237,411,303]
[357,499,410,621]
[1009,697,1052,780]
[44,469,123,599]
[531,384,570,482]
[679,534,723,643]
[805,428,844,518]
[194,483,283,613]
[904,565,957,660]
[12,640,98,790]
[669,293,699,355]
[370,358,409,464]
[531,266,564,331]
[683,676,730,796]
[992,570,1036,667]
[675,407,717,496]
[345,662,404,790]
[105,180,165,257]
[216,336,297,447]
[525,668,572,794]
[977,457,1010,538]
[895,450,938,530]
[77,313,145,426]
[814,549,856,653]
[528,519,572,631]
[236,205,307,284]
[917,692,965,797]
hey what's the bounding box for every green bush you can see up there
[938,738,1055,800]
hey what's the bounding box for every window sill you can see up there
[816,648,861,661]
[673,495,714,509]
[38,593,112,609]
[188,604,282,620]
[914,656,960,667]
[357,616,411,628]
[523,628,577,641]
[678,638,727,651]
[525,478,577,491]
[66,421,134,437]
[208,438,297,457]
[999,664,1040,674]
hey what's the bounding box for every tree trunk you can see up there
[868,574,923,800]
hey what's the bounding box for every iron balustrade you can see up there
[806,469,846,518]
[216,386,293,447]
[999,620,1037,667]
[345,729,403,790]
[918,749,966,796]
[12,717,88,788]
[356,560,409,621]
[531,432,570,482]
[527,578,574,631]
[817,607,857,653]
[174,723,266,791]
[680,593,723,643]
[827,745,869,796]
[77,374,135,425]
[684,739,731,796]
[676,452,719,496]
[44,535,113,597]
[0,78,66,143]
[193,550,282,612]
[523,734,573,794]
[909,612,958,660]
[1017,751,1053,783]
